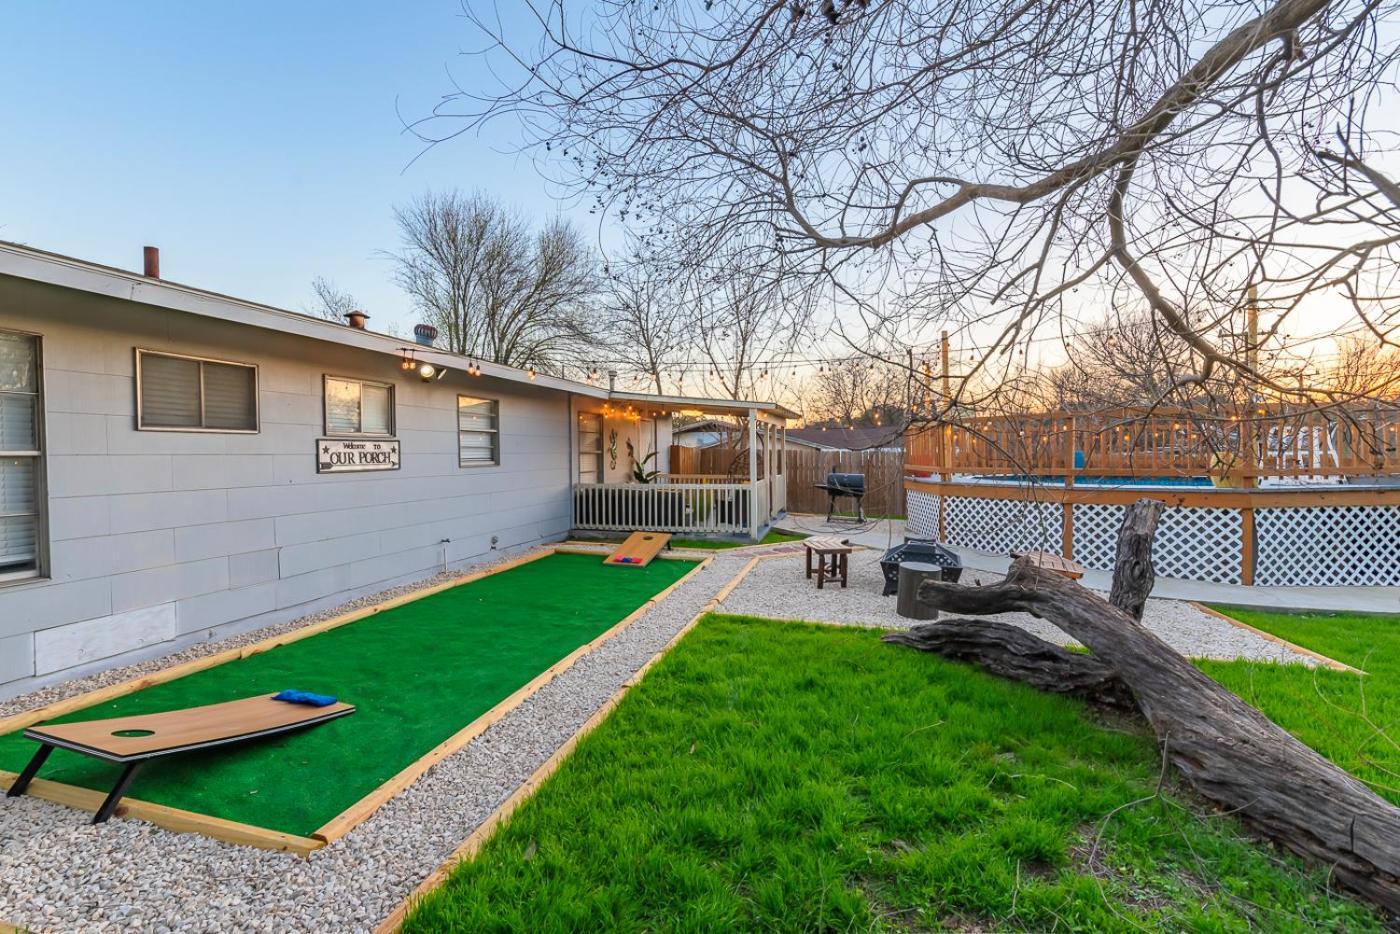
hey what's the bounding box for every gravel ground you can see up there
[0,548,755,933]
[720,550,1317,664]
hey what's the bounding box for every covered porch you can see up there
[571,395,795,540]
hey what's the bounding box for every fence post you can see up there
[1062,415,1075,559]
[1240,506,1256,585]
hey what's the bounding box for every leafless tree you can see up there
[417,0,1396,421]
[599,252,689,393]
[1321,334,1400,402]
[391,190,600,370]
[806,356,908,427]
[692,260,807,400]
[306,277,361,323]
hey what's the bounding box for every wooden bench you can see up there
[5,693,355,824]
[1011,549,1086,580]
[804,536,854,589]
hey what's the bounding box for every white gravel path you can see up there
[0,548,755,933]
[719,550,1318,664]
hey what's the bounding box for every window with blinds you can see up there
[458,396,499,466]
[0,330,43,579]
[324,376,394,436]
[136,350,258,432]
[578,412,603,484]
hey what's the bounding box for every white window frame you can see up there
[135,348,260,434]
[578,411,604,484]
[322,374,396,438]
[457,395,500,468]
[0,328,47,586]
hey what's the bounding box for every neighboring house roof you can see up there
[0,240,794,420]
[786,426,905,451]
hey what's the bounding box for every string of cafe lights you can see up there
[444,314,1385,396]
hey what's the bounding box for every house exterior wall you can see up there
[570,403,675,483]
[0,275,574,699]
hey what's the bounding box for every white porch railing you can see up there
[574,482,755,535]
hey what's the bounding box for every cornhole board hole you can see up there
[7,693,355,824]
[604,531,672,567]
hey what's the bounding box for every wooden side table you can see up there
[1011,549,1086,580]
[804,536,853,589]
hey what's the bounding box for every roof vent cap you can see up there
[413,323,438,347]
[344,310,370,330]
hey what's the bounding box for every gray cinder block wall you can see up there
[0,275,574,699]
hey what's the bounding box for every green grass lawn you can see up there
[0,553,697,836]
[1197,607,1400,807]
[405,614,1382,932]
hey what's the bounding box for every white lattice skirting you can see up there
[1072,503,1243,584]
[1256,505,1400,587]
[943,495,1063,555]
[921,488,1400,587]
[906,489,940,540]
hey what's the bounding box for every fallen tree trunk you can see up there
[884,620,1136,710]
[884,501,1400,914]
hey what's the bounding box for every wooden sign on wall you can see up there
[317,438,401,473]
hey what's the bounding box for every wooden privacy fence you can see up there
[906,404,1400,483]
[669,445,908,517]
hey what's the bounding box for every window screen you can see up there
[458,396,499,466]
[0,331,42,577]
[324,377,394,436]
[137,350,257,431]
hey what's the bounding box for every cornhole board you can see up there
[604,531,672,567]
[6,693,355,824]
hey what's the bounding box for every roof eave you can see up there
[0,240,610,400]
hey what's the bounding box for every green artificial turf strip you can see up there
[0,553,696,836]
[1196,607,1400,807]
[405,614,1382,932]
[670,529,807,550]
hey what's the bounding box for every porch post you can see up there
[748,410,759,539]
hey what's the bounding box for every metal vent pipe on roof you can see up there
[143,246,160,278]
[345,309,369,330]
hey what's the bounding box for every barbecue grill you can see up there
[815,472,866,522]
[879,540,962,596]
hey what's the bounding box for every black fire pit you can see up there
[814,472,866,522]
[879,539,962,596]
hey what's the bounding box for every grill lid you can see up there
[825,472,866,494]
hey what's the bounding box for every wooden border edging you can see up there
[309,554,713,843]
[372,554,764,934]
[1190,604,1363,674]
[0,771,323,855]
[0,545,710,853]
